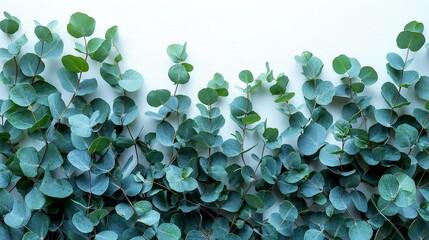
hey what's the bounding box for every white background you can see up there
[1,0,428,135]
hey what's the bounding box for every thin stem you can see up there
[370,198,405,240]
[57,37,89,125]
[230,141,266,231]
[208,104,212,165]
[349,77,367,130]
[108,172,135,210]
[240,88,250,166]
[388,48,410,125]
[173,84,179,96]
[31,41,45,83]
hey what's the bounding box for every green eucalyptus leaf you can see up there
[198,88,218,105]
[69,111,99,138]
[95,231,118,240]
[394,172,416,207]
[165,165,198,192]
[4,201,31,228]
[0,164,11,188]
[415,76,429,100]
[168,64,190,84]
[404,20,424,33]
[67,12,96,38]
[386,52,405,70]
[298,123,326,156]
[157,223,181,240]
[208,73,229,96]
[57,67,78,92]
[0,15,19,34]
[39,171,73,198]
[8,34,28,55]
[396,31,425,52]
[138,210,160,226]
[261,156,277,184]
[315,80,335,105]
[332,54,351,74]
[72,212,94,234]
[395,123,418,148]
[329,186,350,210]
[61,54,89,73]
[115,203,134,220]
[10,83,36,107]
[17,147,39,177]
[35,25,53,42]
[20,53,45,77]
[244,194,264,209]
[105,25,118,43]
[25,187,46,210]
[167,42,187,63]
[67,149,91,171]
[48,92,66,119]
[88,136,110,154]
[378,174,399,201]
[35,33,64,58]
[7,110,36,130]
[408,219,429,240]
[147,89,171,107]
[381,82,409,108]
[118,69,144,92]
[76,78,98,96]
[263,127,279,142]
[239,70,254,83]
[156,121,175,147]
[222,139,242,157]
[304,229,324,240]
[374,108,398,127]
[302,56,324,79]
[348,221,373,240]
[0,189,13,216]
[359,66,378,85]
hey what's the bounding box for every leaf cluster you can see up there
[0,12,429,240]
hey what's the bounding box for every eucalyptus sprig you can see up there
[0,11,428,240]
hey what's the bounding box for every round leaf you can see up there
[168,64,189,84]
[67,12,96,38]
[396,31,425,52]
[157,223,181,240]
[147,89,171,107]
[349,221,373,240]
[359,66,378,85]
[118,69,144,92]
[329,186,350,210]
[332,54,351,74]
[20,53,45,77]
[378,174,399,201]
[239,70,254,83]
[72,212,94,234]
[10,83,36,107]
[395,123,418,148]
[298,123,326,156]
[61,54,89,73]
[198,88,218,105]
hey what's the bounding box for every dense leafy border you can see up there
[0,12,429,240]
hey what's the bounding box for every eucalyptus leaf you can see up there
[157,223,181,240]
[0,12,426,240]
[67,12,96,38]
[298,123,326,156]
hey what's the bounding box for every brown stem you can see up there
[388,49,410,125]
[31,41,45,83]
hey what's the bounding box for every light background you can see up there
[0,0,429,219]
[1,0,429,134]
